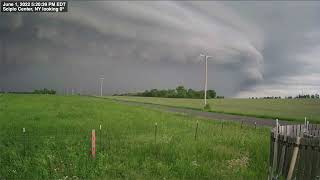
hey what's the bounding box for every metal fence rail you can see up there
[269,121,320,180]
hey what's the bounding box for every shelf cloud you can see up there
[1,1,320,97]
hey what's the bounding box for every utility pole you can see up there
[200,54,212,106]
[99,75,104,97]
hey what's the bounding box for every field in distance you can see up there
[0,94,269,179]
[108,96,320,123]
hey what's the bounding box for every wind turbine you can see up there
[99,75,104,97]
[200,54,212,106]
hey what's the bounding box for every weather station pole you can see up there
[200,54,212,106]
[99,75,104,97]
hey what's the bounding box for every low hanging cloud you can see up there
[0,1,319,97]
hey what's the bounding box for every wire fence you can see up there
[0,122,267,179]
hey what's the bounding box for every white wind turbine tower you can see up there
[200,54,212,106]
[99,75,104,97]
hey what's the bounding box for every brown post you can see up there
[91,129,96,158]
[195,120,199,140]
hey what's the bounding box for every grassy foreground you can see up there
[109,96,320,123]
[0,94,269,179]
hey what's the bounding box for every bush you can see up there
[204,103,211,110]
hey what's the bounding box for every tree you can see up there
[167,89,177,98]
[176,86,187,98]
[142,90,151,97]
[33,88,56,95]
[150,89,159,97]
[187,88,195,98]
[207,90,216,99]
[117,86,221,99]
[158,89,168,97]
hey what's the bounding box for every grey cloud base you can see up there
[0,1,320,97]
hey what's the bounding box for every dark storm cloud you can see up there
[0,1,319,97]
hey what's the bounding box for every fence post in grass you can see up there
[91,129,96,158]
[154,123,157,144]
[23,127,26,156]
[99,125,102,152]
[254,122,257,129]
[221,120,224,129]
[195,120,199,141]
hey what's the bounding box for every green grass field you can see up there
[0,94,269,179]
[109,96,320,123]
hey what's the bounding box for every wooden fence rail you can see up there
[269,121,320,180]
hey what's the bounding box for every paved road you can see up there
[107,98,297,128]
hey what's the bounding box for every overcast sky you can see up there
[1,1,320,97]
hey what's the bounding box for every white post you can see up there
[304,117,307,133]
[204,56,208,105]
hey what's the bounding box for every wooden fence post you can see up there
[91,129,96,158]
[195,120,199,140]
[154,123,157,144]
[99,125,102,151]
[304,117,307,133]
[287,137,301,180]
[271,119,279,178]
[279,125,287,176]
[23,128,26,156]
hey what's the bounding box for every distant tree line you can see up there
[114,86,224,99]
[33,88,56,95]
[6,92,34,94]
[250,94,320,99]
[1,88,56,95]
